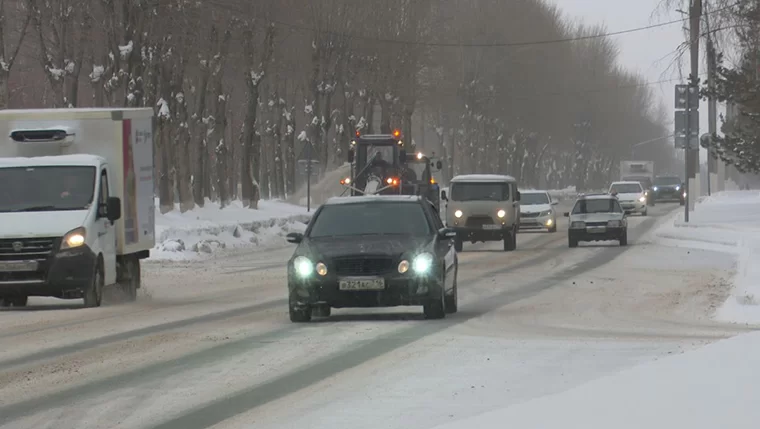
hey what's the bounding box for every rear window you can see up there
[309,202,431,237]
[450,182,509,201]
[572,198,623,214]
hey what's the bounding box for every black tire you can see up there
[641,208,647,216]
[1,296,27,307]
[119,258,140,302]
[445,266,458,314]
[424,273,446,320]
[84,261,104,308]
[680,200,685,206]
[454,236,463,252]
[620,231,628,246]
[504,230,517,251]
[289,296,312,322]
[568,237,578,248]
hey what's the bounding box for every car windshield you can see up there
[309,202,431,237]
[0,165,96,212]
[654,176,681,186]
[520,192,550,205]
[572,198,623,214]
[450,182,509,201]
[610,183,642,194]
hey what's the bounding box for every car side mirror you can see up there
[399,151,407,163]
[286,232,303,244]
[551,201,558,206]
[438,227,457,239]
[441,190,448,201]
[105,197,121,222]
[436,161,442,169]
[563,212,570,217]
[347,148,354,163]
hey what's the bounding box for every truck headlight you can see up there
[412,253,434,274]
[61,227,86,250]
[497,209,506,218]
[294,256,313,277]
[454,210,463,218]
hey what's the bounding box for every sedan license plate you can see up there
[586,226,607,233]
[0,260,38,272]
[482,224,501,230]
[339,277,385,291]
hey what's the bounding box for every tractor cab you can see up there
[343,130,407,196]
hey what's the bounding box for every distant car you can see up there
[609,181,648,216]
[518,190,558,232]
[565,194,628,248]
[285,195,458,322]
[652,175,685,204]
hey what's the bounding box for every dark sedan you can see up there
[285,195,459,322]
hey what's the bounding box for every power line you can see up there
[203,0,739,48]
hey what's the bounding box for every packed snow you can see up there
[653,191,760,324]
[431,330,760,429]
[152,198,310,260]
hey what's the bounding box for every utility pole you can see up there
[706,34,717,195]
[689,0,702,214]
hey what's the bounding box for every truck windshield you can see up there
[450,182,509,201]
[0,166,97,212]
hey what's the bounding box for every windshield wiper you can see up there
[11,205,59,212]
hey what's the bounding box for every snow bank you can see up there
[432,330,760,429]
[653,191,760,324]
[152,199,310,260]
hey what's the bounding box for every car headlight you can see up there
[653,186,658,191]
[607,220,622,227]
[639,196,646,202]
[316,262,328,276]
[61,227,86,250]
[497,209,506,218]
[540,210,551,217]
[412,253,434,274]
[675,185,681,191]
[398,260,410,274]
[293,256,313,277]
[454,210,463,218]
[570,221,585,229]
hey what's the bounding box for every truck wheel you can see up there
[504,229,517,251]
[119,258,140,302]
[84,262,104,308]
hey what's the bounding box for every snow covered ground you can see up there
[152,198,310,260]
[652,191,760,325]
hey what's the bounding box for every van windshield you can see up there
[450,182,509,201]
[0,166,97,212]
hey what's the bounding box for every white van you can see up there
[0,108,155,308]
[441,174,521,252]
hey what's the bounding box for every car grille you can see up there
[585,221,608,227]
[333,257,394,276]
[521,212,540,218]
[0,237,57,262]
[465,216,495,227]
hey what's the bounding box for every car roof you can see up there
[610,181,642,186]
[519,189,548,194]
[578,194,617,200]
[324,195,422,205]
[451,174,516,183]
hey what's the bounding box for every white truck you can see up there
[0,108,155,308]
[619,160,655,205]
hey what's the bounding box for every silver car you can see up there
[518,190,558,232]
[565,194,628,247]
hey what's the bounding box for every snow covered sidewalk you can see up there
[652,191,760,324]
[432,330,760,429]
[152,199,310,260]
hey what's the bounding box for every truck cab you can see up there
[0,108,155,308]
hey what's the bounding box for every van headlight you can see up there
[61,227,86,250]
[454,210,463,218]
[412,253,434,274]
[497,209,506,218]
[293,256,313,277]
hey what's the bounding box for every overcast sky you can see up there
[547,0,715,160]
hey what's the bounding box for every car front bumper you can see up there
[0,245,96,299]
[619,200,647,213]
[653,188,683,201]
[288,272,444,309]
[569,226,626,242]
[519,214,555,230]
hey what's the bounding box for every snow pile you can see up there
[288,163,351,207]
[432,330,760,429]
[152,199,310,260]
[653,191,760,324]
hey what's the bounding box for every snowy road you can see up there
[0,202,748,429]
